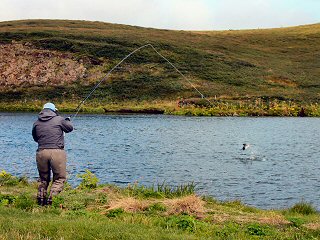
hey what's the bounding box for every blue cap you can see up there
[43,102,57,112]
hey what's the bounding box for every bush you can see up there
[14,193,35,210]
[0,170,28,186]
[52,196,65,208]
[77,170,99,189]
[0,170,19,186]
[247,223,270,236]
[289,202,317,215]
[105,208,124,218]
[287,217,306,228]
[165,215,197,232]
[0,194,17,206]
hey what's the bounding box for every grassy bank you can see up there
[0,170,319,239]
[1,98,320,117]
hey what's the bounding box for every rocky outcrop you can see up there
[0,42,86,88]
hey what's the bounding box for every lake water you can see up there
[1,112,319,210]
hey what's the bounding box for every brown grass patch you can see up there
[241,215,289,225]
[100,194,206,218]
[303,223,320,230]
[256,215,290,225]
[266,76,298,87]
[163,195,205,218]
[102,197,150,214]
[207,206,289,226]
[209,213,289,226]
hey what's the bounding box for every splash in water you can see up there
[242,143,250,150]
[238,144,267,163]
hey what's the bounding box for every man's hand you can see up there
[65,117,71,121]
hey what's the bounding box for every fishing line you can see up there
[72,43,212,120]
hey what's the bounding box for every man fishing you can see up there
[32,103,73,206]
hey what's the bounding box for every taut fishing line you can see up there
[72,43,212,120]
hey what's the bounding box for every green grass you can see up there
[0,170,320,239]
[1,98,320,116]
[0,207,197,240]
[0,19,319,116]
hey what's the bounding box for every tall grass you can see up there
[126,181,196,198]
[288,202,318,215]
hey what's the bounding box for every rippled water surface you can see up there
[1,112,319,210]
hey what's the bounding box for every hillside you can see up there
[0,20,319,114]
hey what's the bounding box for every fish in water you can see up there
[242,144,250,150]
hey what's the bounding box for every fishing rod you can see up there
[72,43,212,120]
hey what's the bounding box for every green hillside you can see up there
[0,19,319,115]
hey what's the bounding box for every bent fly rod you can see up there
[72,43,212,120]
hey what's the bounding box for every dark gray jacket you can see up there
[32,109,73,149]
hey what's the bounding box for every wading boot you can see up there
[37,197,47,206]
[47,197,52,206]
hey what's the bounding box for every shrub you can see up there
[77,170,99,189]
[287,217,306,228]
[247,223,269,236]
[0,194,17,206]
[52,196,65,208]
[0,170,19,186]
[14,193,35,210]
[165,215,196,232]
[0,170,28,186]
[105,208,124,218]
[289,202,317,215]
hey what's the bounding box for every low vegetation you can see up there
[1,97,320,116]
[0,170,319,239]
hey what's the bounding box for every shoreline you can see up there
[0,171,319,239]
[0,100,319,117]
